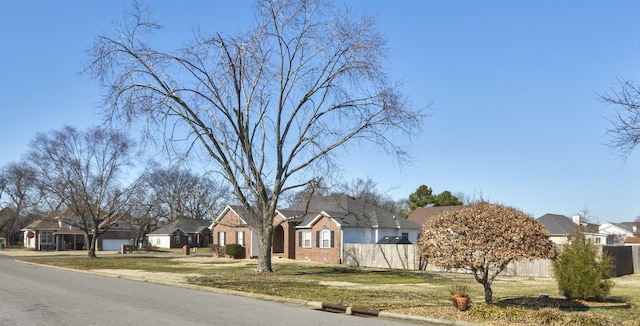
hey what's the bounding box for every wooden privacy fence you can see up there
[603,246,633,277]
[343,243,419,270]
[343,244,639,278]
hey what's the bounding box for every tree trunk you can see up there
[256,229,273,273]
[483,281,493,304]
[86,232,97,258]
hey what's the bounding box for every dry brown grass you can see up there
[19,254,640,325]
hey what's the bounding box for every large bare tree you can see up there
[27,126,139,258]
[145,165,229,222]
[417,202,557,304]
[0,163,41,244]
[87,0,423,272]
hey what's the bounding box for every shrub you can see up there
[210,244,225,257]
[553,231,614,301]
[534,308,563,325]
[565,312,615,326]
[448,284,470,297]
[225,244,244,259]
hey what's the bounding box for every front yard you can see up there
[19,254,640,325]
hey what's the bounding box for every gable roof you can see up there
[599,221,635,235]
[537,213,578,235]
[22,218,60,231]
[407,206,465,226]
[290,195,421,230]
[149,218,211,235]
[616,222,638,233]
[215,205,248,224]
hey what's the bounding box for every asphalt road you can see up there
[0,254,417,326]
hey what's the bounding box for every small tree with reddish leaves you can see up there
[417,202,557,304]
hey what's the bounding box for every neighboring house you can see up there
[599,221,636,244]
[22,208,136,251]
[22,218,61,250]
[407,206,465,227]
[291,195,422,264]
[538,213,610,245]
[212,206,300,259]
[147,218,213,249]
[212,195,422,264]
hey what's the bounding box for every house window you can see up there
[301,231,311,248]
[595,237,601,244]
[236,231,245,247]
[218,231,226,246]
[174,236,181,245]
[188,235,193,244]
[317,226,333,248]
[401,232,409,239]
[41,231,54,244]
[155,238,160,245]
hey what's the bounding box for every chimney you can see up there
[572,214,582,225]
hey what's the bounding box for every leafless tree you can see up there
[417,202,557,304]
[26,126,139,258]
[145,165,229,222]
[602,79,640,159]
[0,163,41,244]
[86,0,423,272]
[334,177,404,214]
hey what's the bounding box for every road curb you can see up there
[312,301,486,325]
[379,311,486,325]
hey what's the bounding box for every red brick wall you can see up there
[214,209,302,259]
[213,210,252,256]
[272,213,297,259]
[295,217,342,264]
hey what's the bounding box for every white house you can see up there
[599,221,637,244]
[538,213,610,245]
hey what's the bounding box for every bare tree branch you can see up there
[86,0,425,272]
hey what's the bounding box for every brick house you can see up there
[291,195,422,264]
[293,211,342,264]
[212,195,422,264]
[212,206,300,259]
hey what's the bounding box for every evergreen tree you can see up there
[553,231,614,301]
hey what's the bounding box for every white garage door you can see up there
[102,239,132,251]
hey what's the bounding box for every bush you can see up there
[566,312,615,326]
[553,231,614,301]
[210,244,225,257]
[225,244,244,259]
[533,308,563,325]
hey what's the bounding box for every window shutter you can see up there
[316,231,320,248]
[298,232,302,247]
[330,231,335,248]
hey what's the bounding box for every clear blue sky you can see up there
[2,1,640,222]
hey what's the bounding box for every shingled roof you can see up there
[289,195,421,230]
[149,218,211,235]
[537,213,579,235]
[407,206,465,226]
